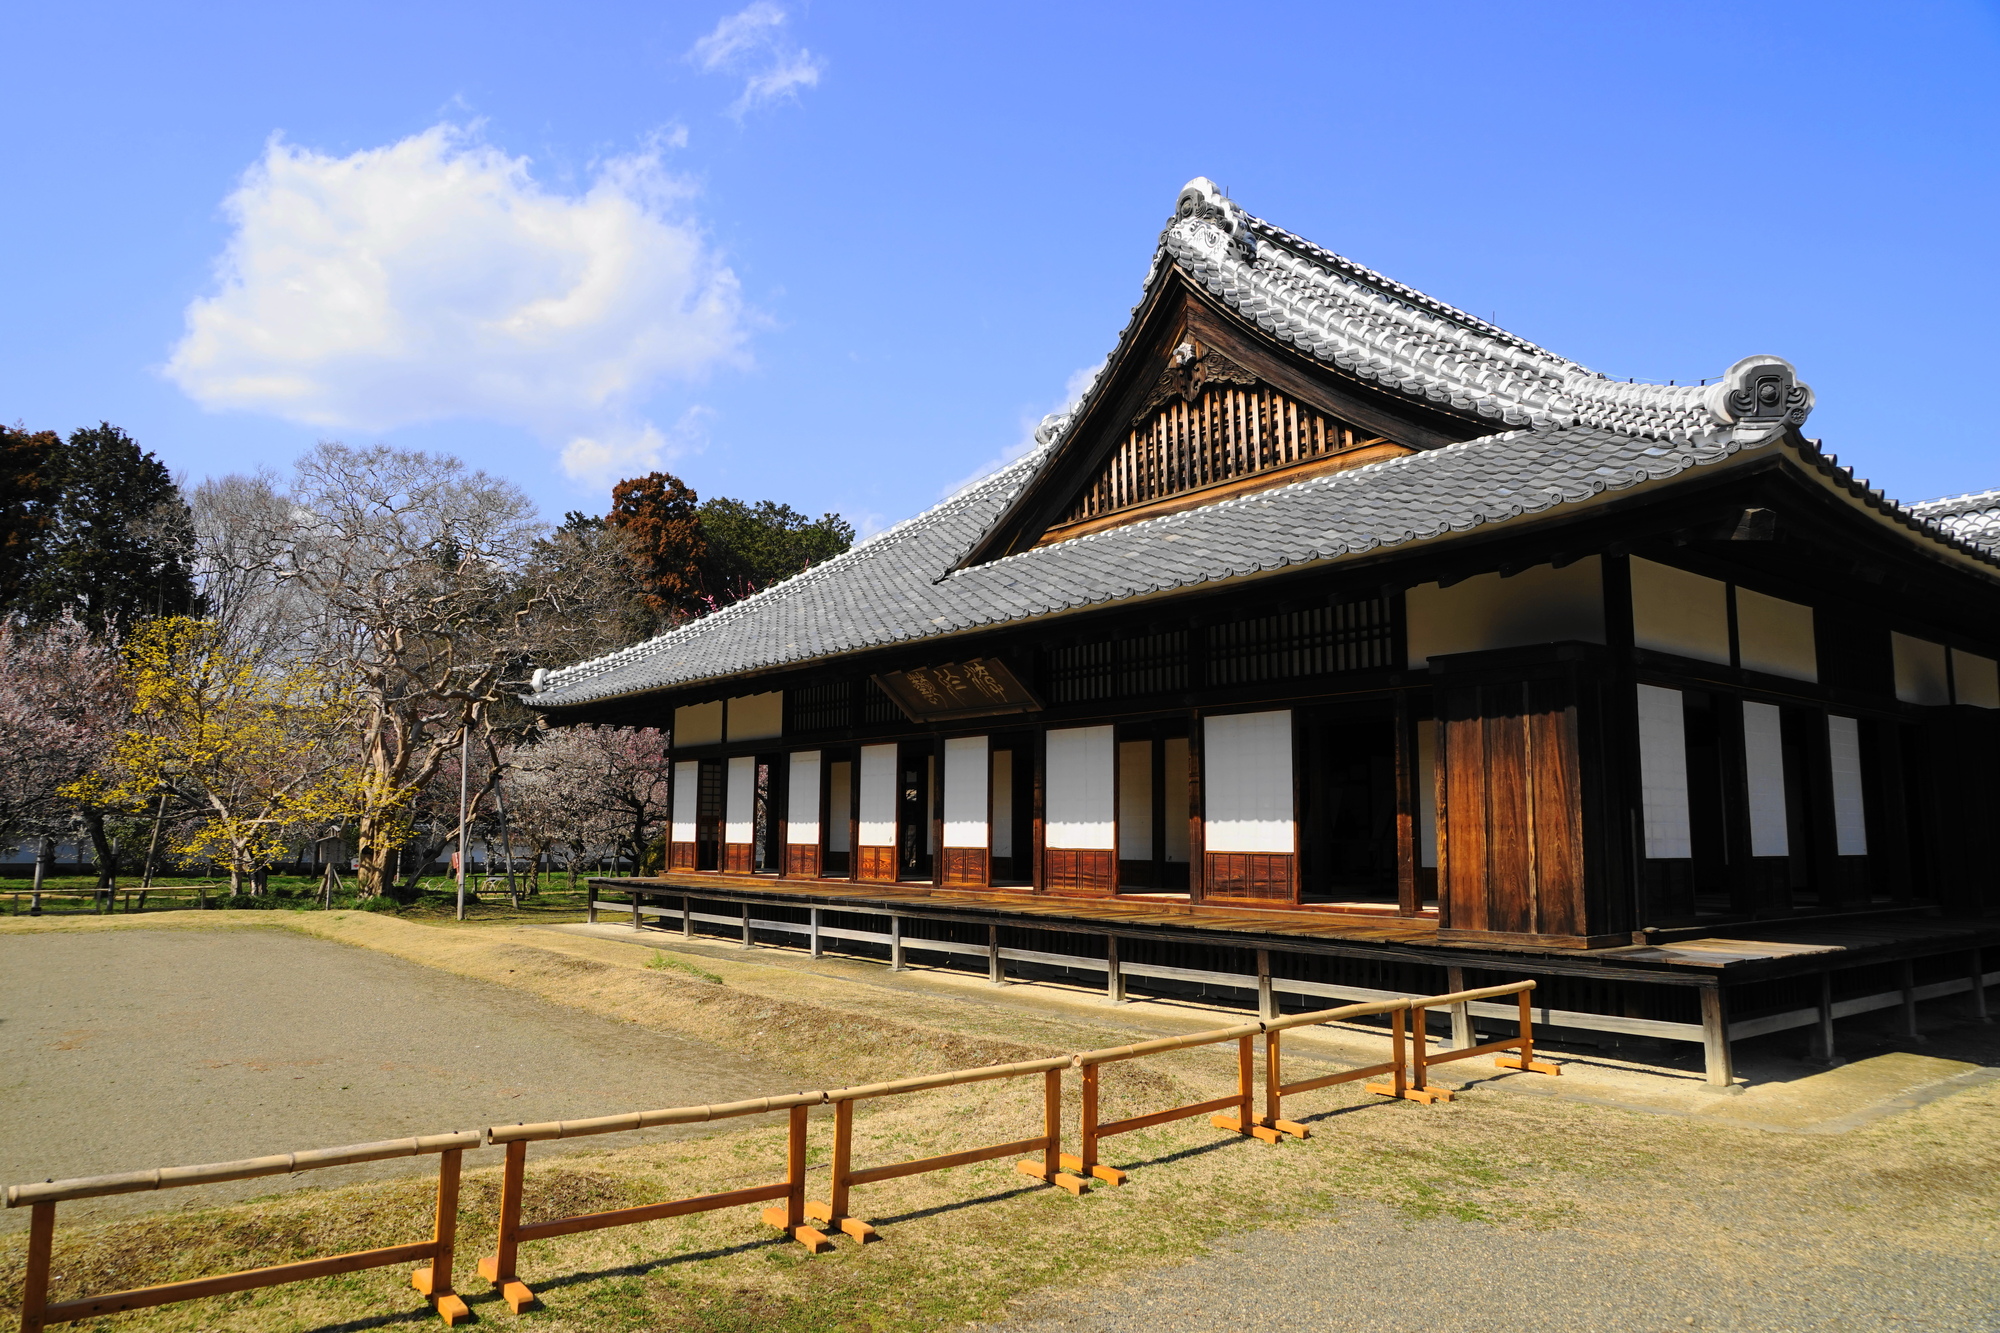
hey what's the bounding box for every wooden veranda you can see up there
[590,873,2000,1088]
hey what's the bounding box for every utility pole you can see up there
[455,723,471,922]
[30,835,50,916]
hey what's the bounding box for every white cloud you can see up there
[167,124,749,484]
[560,406,714,491]
[689,3,824,116]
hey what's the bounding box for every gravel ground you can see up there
[0,928,786,1231]
[992,1197,1999,1333]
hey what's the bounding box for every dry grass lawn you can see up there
[3,912,1995,1331]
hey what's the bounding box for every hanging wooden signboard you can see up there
[873,658,1042,723]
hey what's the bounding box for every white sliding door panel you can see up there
[1046,726,1115,850]
[943,736,990,848]
[858,745,897,846]
[1117,740,1153,860]
[671,761,699,843]
[1827,716,1868,856]
[1203,711,1295,854]
[724,755,755,845]
[1637,685,1692,859]
[1743,702,1790,858]
[786,752,821,845]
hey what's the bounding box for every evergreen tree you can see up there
[696,497,854,604]
[18,423,195,632]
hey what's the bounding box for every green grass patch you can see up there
[648,950,725,983]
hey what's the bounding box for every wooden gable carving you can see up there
[960,277,1501,566]
[1055,338,1393,534]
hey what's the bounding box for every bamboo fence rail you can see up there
[807,1055,1084,1242]
[6,979,1561,1329]
[478,1091,830,1313]
[5,1132,480,1331]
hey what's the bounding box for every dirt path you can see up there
[0,927,789,1231]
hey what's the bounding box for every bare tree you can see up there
[284,442,565,898]
[189,470,316,666]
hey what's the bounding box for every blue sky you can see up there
[5,2,1999,534]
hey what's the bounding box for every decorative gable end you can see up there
[1050,336,1400,539]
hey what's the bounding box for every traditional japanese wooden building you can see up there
[529,178,1998,1085]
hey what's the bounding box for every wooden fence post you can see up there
[682,895,693,939]
[988,926,1003,985]
[810,908,823,958]
[741,902,753,949]
[1105,935,1125,1004]
[20,1200,54,1333]
[410,1149,469,1322]
[479,1140,533,1312]
[1972,949,1990,1024]
[889,916,906,972]
[1255,950,1275,1021]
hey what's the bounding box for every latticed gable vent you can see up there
[1059,345,1386,529]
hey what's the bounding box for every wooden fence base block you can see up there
[1059,1153,1128,1186]
[1495,1056,1560,1075]
[1016,1159,1092,1194]
[759,1208,835,1251]
[1403,1088,1455,1104]
[434,1293,470,1325]
[1261,1118,1311,1139]
[410,1266,440,1296]
[801,1202,880,1242]
[1361,1081,1404,1098]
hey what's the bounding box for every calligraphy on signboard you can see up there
[872,657,1041,722]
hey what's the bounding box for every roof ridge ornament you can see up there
[1704,355,1814,435]
[1175,177,1255,259]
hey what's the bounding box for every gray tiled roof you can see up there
[1908,488,2000,553]
[532,423,1780,709]
[526,178,1948,713]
